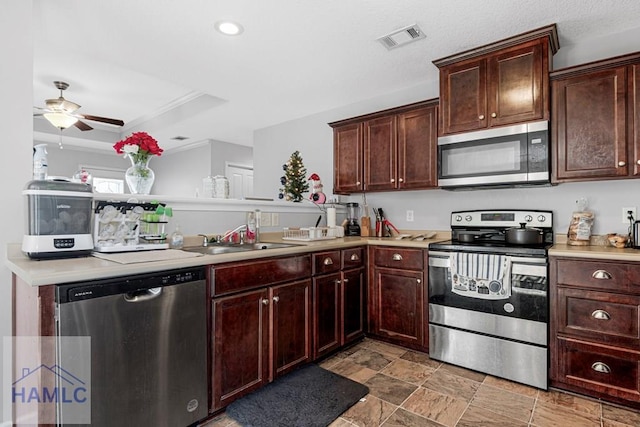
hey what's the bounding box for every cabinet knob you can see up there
[272,296,280,303]
[392,253,403,261]
[334,279,342,285]
[591,362,611,374]
[637,160,640,165]
[591,309,611,320]
[356,181,361,185]
[618,161,626,167]
[390,178,395,183]
[261,298,269,306]
[491,112,497,118]
[323,257,334,266]
[417,279,422,284]
[591,270,612,280]
[399,178,404,183]
[478,115,485,120]
[350,254,360,261]
[342,278,349,283]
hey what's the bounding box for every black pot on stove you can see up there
[505,223,544,245]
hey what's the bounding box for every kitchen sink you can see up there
[182,242,298,255]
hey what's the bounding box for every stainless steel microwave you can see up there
[437,121,549,189]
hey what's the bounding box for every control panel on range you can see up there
[451,210,551,228]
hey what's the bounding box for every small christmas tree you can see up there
[279,151,309,202]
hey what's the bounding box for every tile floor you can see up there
[202,338,640,427]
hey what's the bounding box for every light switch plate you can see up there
[260,212,272,227]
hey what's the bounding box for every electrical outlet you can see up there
[260,212,272,227]
[271,213,279,226]
[406,210,414,222]
[622,207,637,223]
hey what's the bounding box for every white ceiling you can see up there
[32,0,640,152]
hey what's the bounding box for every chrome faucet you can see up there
[221,224,247,244]
[197,234,210,246]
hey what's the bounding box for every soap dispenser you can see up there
[170,225,184,249]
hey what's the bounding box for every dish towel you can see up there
[450,253,511,300]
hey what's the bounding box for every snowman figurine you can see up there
[308,173,326,204]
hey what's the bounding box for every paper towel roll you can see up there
[327,207,337,227]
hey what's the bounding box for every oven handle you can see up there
[512,288,547,297]
[428,253,547,277]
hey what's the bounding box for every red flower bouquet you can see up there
[113,132,163,164]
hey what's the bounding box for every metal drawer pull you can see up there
[350,254,360,261]
[342,278,349,283]
[262,298,269,305]
[618,161,626,167]
[334,279,342,285]
[591,362,611,374]
[591,309,611,320]
[592,270,612,280]
[392,254,403,261]
[273,296,280,303]
[323,257,334,265]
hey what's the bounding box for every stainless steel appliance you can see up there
[428,209,553,389]
[56,267,208,427]
[437,121,549,189]
[22,179,94,259]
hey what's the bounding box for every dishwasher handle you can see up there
[124,287,162,302]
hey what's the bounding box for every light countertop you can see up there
[9,232,640,287]
[6,233,446,287]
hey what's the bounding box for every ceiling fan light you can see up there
[44,112,78,129]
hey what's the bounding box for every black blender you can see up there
[345,202,361,236]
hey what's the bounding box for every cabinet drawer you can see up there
[312,251,341,275]
[555,259,640,292]
[557,337,640,401]
[342,247,364,270]
[212,255,311,296]
[559,287,640,347]
[373,247,423,270]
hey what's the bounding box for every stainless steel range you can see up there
[428,209,553,389]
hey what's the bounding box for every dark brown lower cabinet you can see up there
[550,256,640,409]
[368,246,426,351]
[313,248,366,360]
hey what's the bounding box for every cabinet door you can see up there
[333,123,363,194]
[439,57,488,135]
[373,267,424,347]
[552,67,629,181]
[632,64,640,176]
[313,273,341,359]
[364,115,397,191]
[342,268,365,345]
[397,105,438,189]
[212,289,269,410]
[489,42,544,127]
[272,279,312,379]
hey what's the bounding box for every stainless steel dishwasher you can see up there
[55,267,208,427]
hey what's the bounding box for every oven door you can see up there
[428,251,548,323]
[437,121,548,188]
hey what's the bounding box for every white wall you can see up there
[254,26,640,237]
[1,1,33,423]
[153,142,212,196]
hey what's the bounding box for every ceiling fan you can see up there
[34,81,125,131]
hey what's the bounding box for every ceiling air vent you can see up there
[171,136,189,141]
[377,24,425,50]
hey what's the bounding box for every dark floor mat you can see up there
[226,364,369,427]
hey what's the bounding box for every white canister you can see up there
[214,176,229,199]
[327,207,337,228]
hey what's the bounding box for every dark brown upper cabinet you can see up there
[434,24,559,136]
[330,100,438,194]
[551,52,640,182]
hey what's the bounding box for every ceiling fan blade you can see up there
[78,114,124,127]
[74,120,93,131]
[33,113,44,117]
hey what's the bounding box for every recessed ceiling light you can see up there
[215,21,244,36]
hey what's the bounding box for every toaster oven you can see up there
[22,180,94,259]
